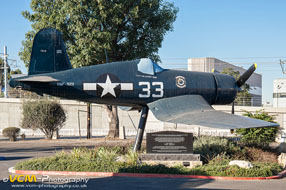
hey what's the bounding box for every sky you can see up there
[1,0,286,104]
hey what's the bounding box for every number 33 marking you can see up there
[139,82,164,98]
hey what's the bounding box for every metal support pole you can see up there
[133,106,149,152]
[87,103,91,139]
[3,46,8,98]
[231,102,234,114]
[230,102,235,134]
[78,110,82,139]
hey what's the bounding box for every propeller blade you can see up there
[236,63,257,87]
[211,68,220,73]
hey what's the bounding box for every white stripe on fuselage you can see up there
[83,83,133,91]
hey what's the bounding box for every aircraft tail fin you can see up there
[28,28,72,75]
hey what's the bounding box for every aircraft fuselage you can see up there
[10,59,237,109]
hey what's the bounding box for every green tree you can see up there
[11,69,22,75]
[2,127,20,142]
[21,99,66,139]
[19,0,178,137]
[8,69,23,81]
[236,110,279,147]
[221,68,252,106]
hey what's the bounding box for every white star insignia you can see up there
[97,75,119,97]
[83,74,133,98]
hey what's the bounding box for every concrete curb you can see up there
[9,167,286,180]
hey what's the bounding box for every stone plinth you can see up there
[139,153,202,169]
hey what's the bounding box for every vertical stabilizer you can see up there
[28,28,72,75]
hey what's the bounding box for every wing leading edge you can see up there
[147,95,279,129]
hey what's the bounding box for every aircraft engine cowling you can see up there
[213,73,238,105]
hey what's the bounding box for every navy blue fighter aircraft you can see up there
[9,28,278,151]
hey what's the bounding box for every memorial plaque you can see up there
[146,131,193,154]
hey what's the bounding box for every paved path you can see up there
[0,139,285,190]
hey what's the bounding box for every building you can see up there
[273,79,286,107]
[188,57,262,106]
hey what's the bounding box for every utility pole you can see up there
[280,59,286,74]
[3,46,8,98]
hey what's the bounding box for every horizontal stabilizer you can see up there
[11,74,28,79]
[17,76,59,82]
[148,95,279,129]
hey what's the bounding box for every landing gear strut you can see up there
[133,107,149,152]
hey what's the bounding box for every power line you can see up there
[161,56,286,60]
[160,61,281,65]
[159,63,281,67]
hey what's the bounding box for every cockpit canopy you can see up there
[137,58,164,75]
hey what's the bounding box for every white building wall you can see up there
[0,98,285,142]
[273,79,286,107]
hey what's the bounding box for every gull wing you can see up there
[147,95,279,129]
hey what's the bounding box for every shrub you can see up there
[15,147,283,177]
[208,153,231,165]
[194,163,282,177]
[21,99,66,139]
[2,127,20,141]
[123,149,139,165]
[16,147,128,173]
[236,110,279,147]
[233,147,278,163]
[193,136,240,163]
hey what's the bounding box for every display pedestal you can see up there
[139,153,202,168]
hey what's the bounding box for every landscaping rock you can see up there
[278,153,286,168]
[115,156,126,162]
[229,160,253,169]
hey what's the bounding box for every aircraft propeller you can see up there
[228,64,256,133]
[236,63,257,88]
[231,63,257,116]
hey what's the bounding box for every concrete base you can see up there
[119,126,126,140]
[139,154,202,169]
[270,142,286,153]
[52,130,59,139]
[279,143,286,153]
[142,160,202,168]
